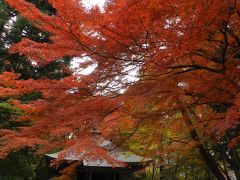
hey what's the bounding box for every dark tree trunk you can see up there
[226,135,240,180]
[222,147,240,180]
[182,110,226,180]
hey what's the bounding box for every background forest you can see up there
[0,0,239,180]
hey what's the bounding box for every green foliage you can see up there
[0,102,23,129]
[0,0,71,80]
[0,149,41,180]
[0,0,71,179]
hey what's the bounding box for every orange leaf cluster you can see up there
[1,0,239,168]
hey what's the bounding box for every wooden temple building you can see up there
[44,132,151,180]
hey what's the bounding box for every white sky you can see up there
[72,0,140,84]
[71,0,106,75]
[82,0,106,9]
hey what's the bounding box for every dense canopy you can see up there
[0,0,240,179]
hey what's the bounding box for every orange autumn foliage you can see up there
[1,1,240,174]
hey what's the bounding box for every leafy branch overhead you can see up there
[0,0,240,179]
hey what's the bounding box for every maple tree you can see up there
[103,1,240,178]
[0,0,240,179]
[0,0,71,178]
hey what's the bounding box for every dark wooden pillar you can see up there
[88,171,92,180]
[119,173,130,180]
[113,172,117,180]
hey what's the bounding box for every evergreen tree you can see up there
[0,0,71,178]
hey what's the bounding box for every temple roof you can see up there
[46,137,151,167]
